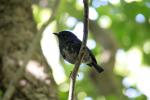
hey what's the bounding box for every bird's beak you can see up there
[53,33,59,36]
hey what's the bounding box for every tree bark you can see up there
[0,0,57,100]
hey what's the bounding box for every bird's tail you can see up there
[92,63,104,73]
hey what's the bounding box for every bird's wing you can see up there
[68,39,82,54]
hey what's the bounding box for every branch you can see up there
[68,0,89,100]
[2,0,60,100]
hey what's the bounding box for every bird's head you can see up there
[53,31,77,41]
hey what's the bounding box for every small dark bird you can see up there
[53,31,104,73]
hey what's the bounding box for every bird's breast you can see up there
[59,41,92,65]
[61,47,92,64]
[62,47,77,64]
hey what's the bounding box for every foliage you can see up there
[33,0,150,100]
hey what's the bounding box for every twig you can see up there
[2,0,60,100]
[68,0,89,100]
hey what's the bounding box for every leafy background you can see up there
[33,0,150,100]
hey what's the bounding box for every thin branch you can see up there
[2,0,60,100]
[68,0,89,100]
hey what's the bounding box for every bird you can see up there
[53,31,104,73]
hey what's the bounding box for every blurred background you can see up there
[0,0,150,100]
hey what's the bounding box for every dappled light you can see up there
[124,0,142,3]
[135,13,145,23]
[39,0,150,99]
[98,15,112,28]
[1,0,150,99]
[26,60,48,80]
[41,24,67,84]
[89,7,98,20]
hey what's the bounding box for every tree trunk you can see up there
[0,0,57,100]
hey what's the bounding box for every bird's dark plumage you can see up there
[53,31,104,73]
